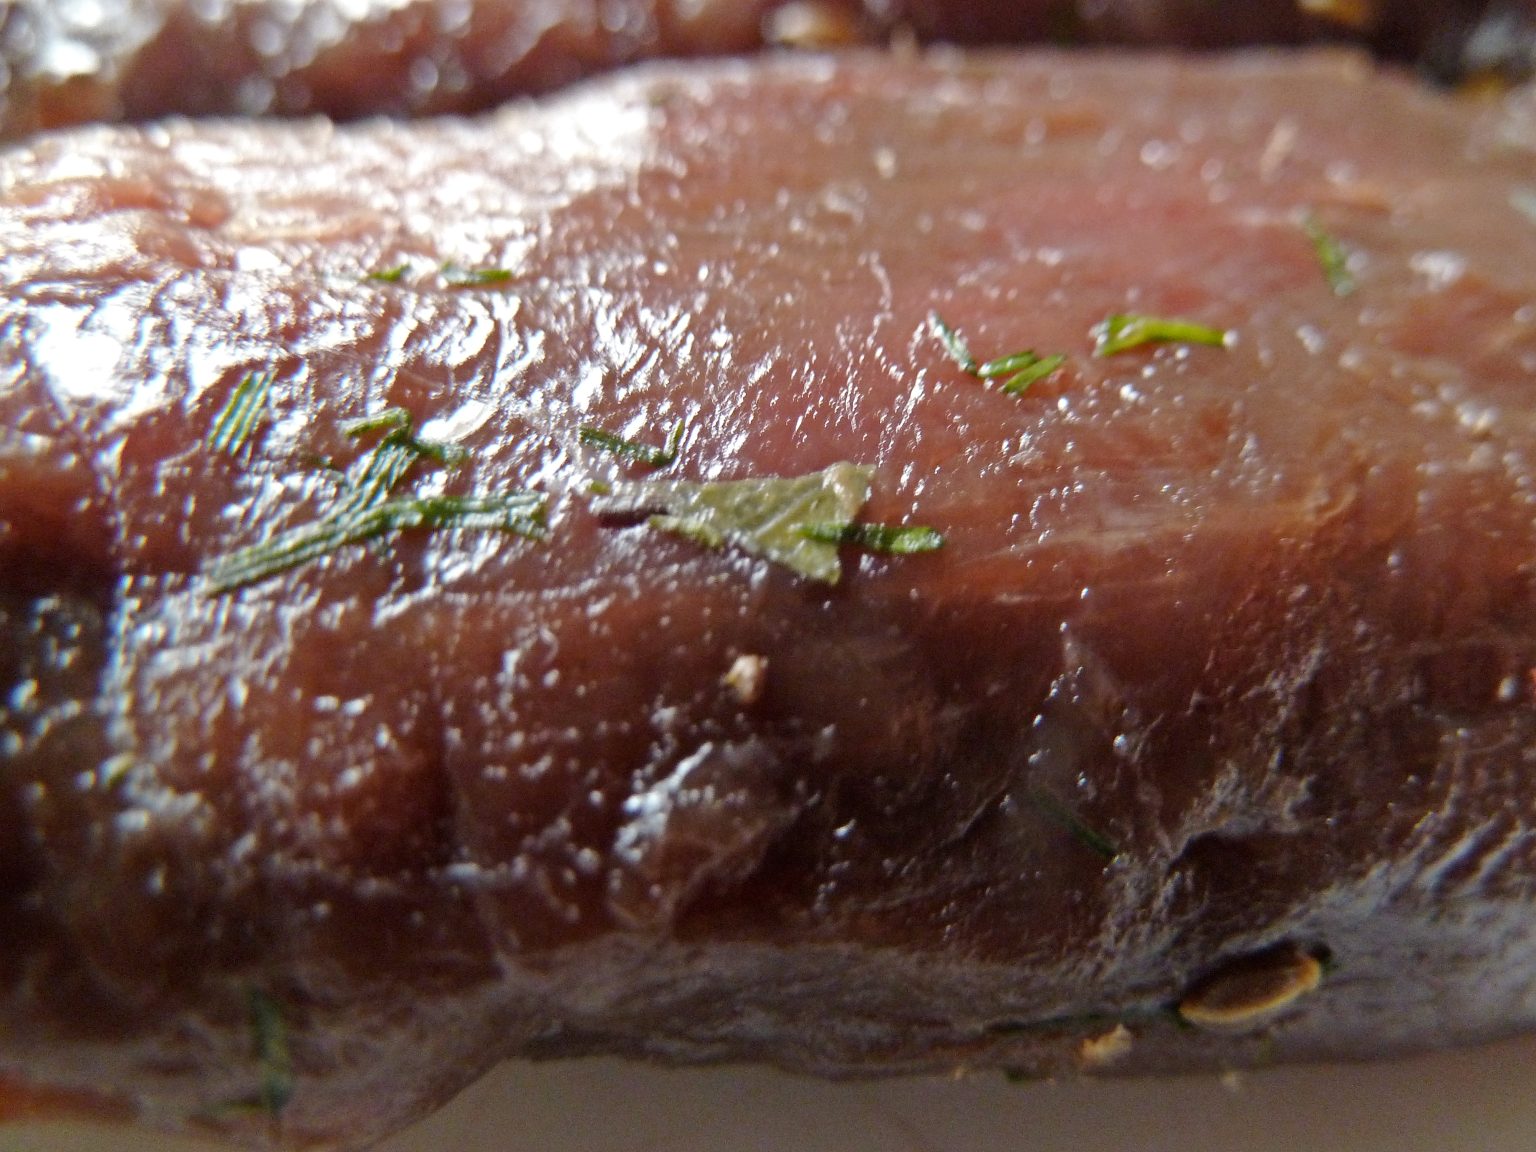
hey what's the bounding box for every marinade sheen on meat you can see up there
[2,0,1533,138]
[3,49,1536,1149]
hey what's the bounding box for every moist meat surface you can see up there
[3,49,1536,1149]
[0,0,1529,138]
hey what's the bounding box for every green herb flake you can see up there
[590,462,873,584]
[579,422,683,468]
[441,263,514,287]
[799,521,945,555]
[1301,214,1356,297]
[247,989,293,1121]
[367,264,409,283]
[1091,313,1230,357]
[382,427,469,469]
[340,408,412,438]
[208,370,276,457]
[206,492,548,592]
[1027,788,1119,861]
[929,313,1065,393]
[298,453,342,477]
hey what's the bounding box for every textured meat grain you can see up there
[2,50,1536,1149]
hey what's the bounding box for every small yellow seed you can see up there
[723,653,768,705]
[1078,1023,1134,1068]
[1298,0,1377,30]
[1178,944,1323,1030]
[763,2,863,48]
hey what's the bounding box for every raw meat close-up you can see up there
[2,47,1535,1149]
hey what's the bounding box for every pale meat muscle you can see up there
[0,0,1531,137]
[2,50,1536,1150]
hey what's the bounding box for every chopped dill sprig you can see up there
[798,521,945,555]
[340,438,428,516]
[204,988,295,1128]
[337,408,470,514]
[441,263,514,287]
[579,422,684,468]
[928,312,1065,394]
[206,492,548,592]
[208,370,276,457]
[367,264,409,283]
[345,407,468,466]
[1027,788,1119,861]
[1301,214,1355,297]
[929,312,978,373]
[207,403,543,593]
[248,989,293,1122]
[978,350,1068,395]
[1091,313,1230,357]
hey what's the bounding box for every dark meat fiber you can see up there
[2,0,1534,138]
[3,49,1536,1150]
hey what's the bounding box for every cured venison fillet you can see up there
[3,48,1536,1150]
[0,0,1531,138]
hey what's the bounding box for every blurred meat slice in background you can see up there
[2,0,1533,139]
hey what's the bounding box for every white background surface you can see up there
[8,1034,1536,1151]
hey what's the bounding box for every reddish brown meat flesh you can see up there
[2,49,1536,1149]
[0,0,1531,138]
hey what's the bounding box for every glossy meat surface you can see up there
[3,49,1536,1149]
[1,0,1532,138]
